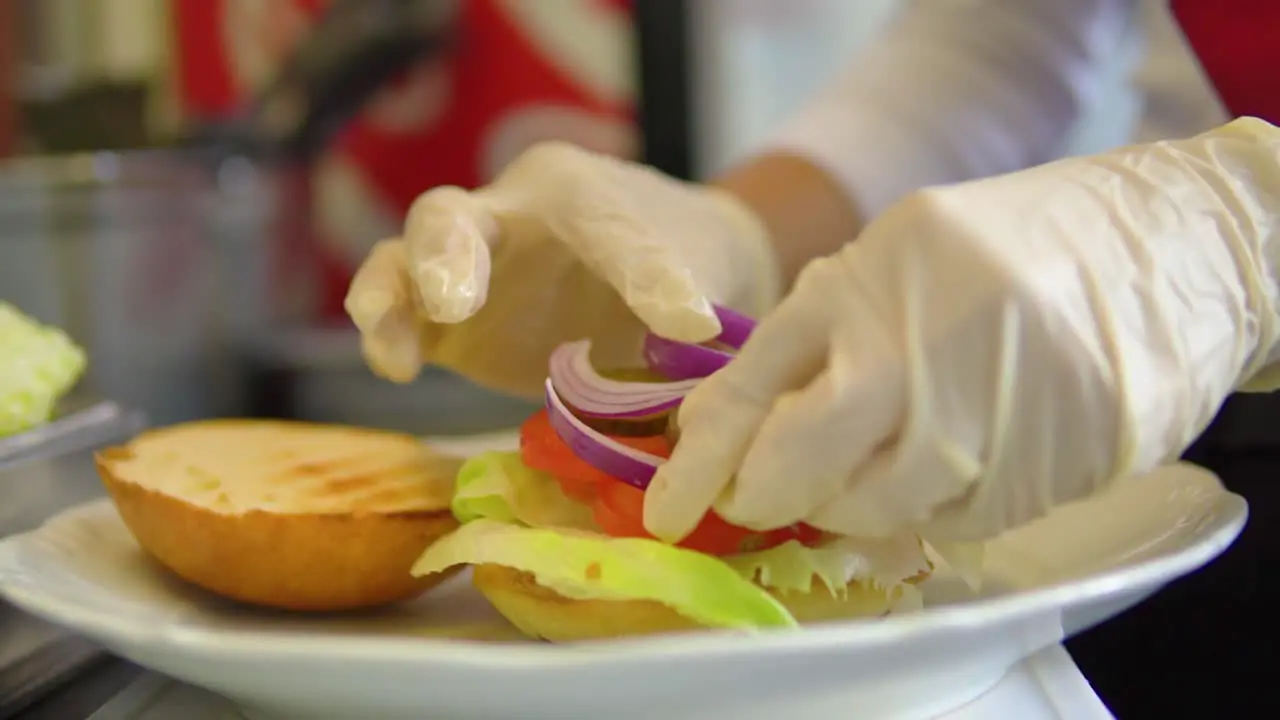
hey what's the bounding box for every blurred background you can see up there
[0,0,1222,436]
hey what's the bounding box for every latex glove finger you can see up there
[489,141,728,343]
[403,186,499,324]
[555,199,722,344]
[717,275,905,530]
[642,287,832,541]
[720,354,903,531]
[344,238,425,383]
[806,429,981,539]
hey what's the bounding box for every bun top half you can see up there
[97,420,460,516]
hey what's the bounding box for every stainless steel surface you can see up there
[0,398,144,537]
[0,149,307,426]
[0,621,104,720]
[0,147,534,432]
[8,658,142,720]
[0,400,143,473]
[0,397,143,719]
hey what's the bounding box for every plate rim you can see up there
[0,468,1248,670]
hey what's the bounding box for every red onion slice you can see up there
[712,305,755,350]
[643,334,735,381]
[640,305,755,380]
[544,379,664,489]
[536,306,757,487]
[548,341,700,418]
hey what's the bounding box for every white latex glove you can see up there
[344,142,781,397]
[645,118,1280,544]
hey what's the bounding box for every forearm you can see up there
[716,0,1137,287]
[711,153,862,285]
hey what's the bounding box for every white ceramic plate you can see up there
[0,432,1247,720]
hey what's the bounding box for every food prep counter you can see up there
[0,399,144,720]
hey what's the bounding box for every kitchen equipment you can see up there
[0,150,246,426]
[0,0,496,429]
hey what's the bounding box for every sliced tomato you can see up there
[519,410,671,503]
[593,480,751,555]
[590,487,651,539]
[593,479,826,556]
[520,409,824,554]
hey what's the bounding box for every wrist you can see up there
[711,153,864,288]
[1205,119,1280,391]
[699,185,783,319]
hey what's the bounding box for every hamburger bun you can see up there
[471,563,927,641]
[96,419,461,612]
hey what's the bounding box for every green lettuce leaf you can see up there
[437,451,933,624]
[451,451,597,530]
[412,518,798,630]
[0,303,87,437]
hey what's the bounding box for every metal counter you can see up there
[0,400,144,719]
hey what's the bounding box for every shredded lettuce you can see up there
[0,303,87,437]
[429,451,933,628]
[412,518,798,630]
[726,535,932,596]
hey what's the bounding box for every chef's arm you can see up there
[713,0,1139,284]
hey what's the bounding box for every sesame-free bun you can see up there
[96,419,462,612]
[470,564,927,641]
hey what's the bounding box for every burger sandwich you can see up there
[412,307,977,640]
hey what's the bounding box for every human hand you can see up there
[344,142,781,397]
[645,118,1280,543]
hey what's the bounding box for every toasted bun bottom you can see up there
[100,466,460,612]
[471,564,920,641]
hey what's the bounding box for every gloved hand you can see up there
[344,142,781,398]
[645,118,1280,544]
